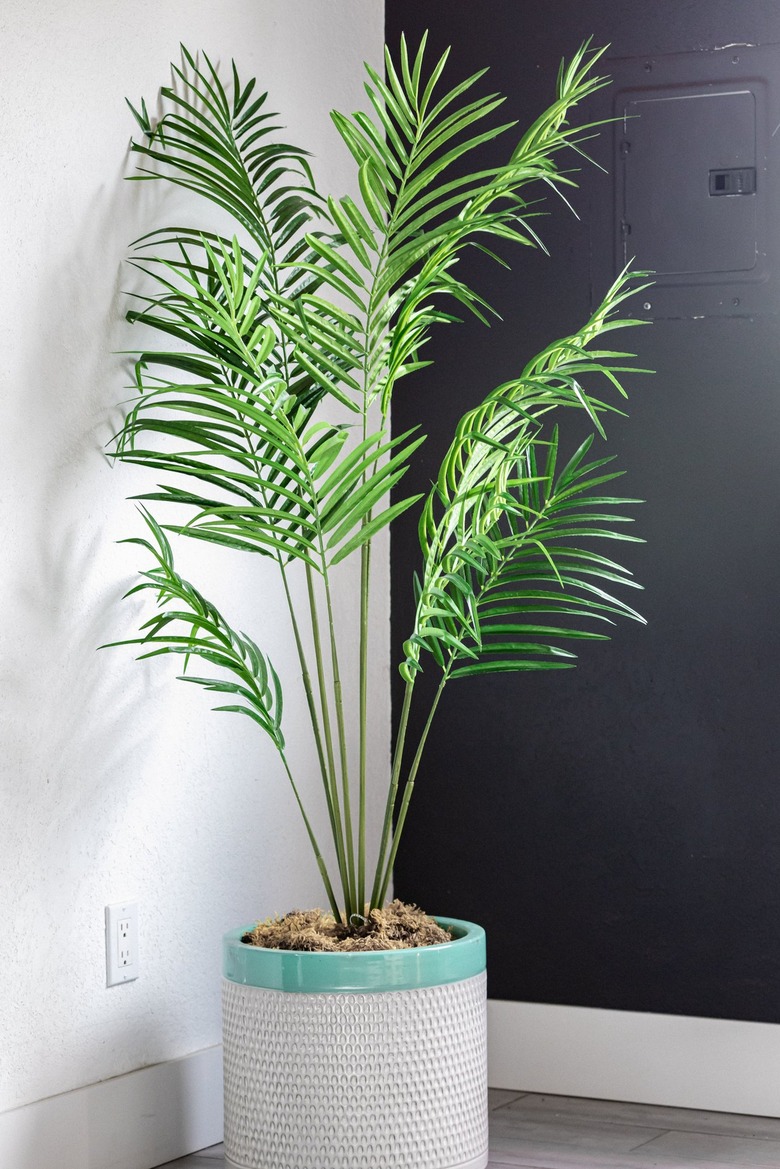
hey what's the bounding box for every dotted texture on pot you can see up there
[222,972,488,1169]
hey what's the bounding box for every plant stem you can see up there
[349,81,431,919]
[226,180,349,918]
[322,570,357,919]
[279,566,342,835]
[369,676,414,909]
[231,371,347,917]
[375,673,447,908]
[357,538,370,913]
[305,562,352,921]
[280,753,341,921]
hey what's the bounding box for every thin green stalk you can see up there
[351,76,432,916]
[233,396,336,832]
[305,562,353,920]
[369,676,415,909]
[322,569,357,919]
[357,538,370,913]
[226,173,350,918]
[355,79,455,911]
[279,567,341,829]
[280,752,341,921]
[375,673,447,907]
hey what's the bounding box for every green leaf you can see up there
[105,511,286,748]
[404,269,647,679]
[330,494,423,566]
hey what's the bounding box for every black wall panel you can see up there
[386,1,780,1021]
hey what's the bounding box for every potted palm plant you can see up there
[108,35,647,1169]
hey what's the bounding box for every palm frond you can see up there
[104,511,285,746]
[401,271,649,682]
[128,47,324,265]
[326,37,615,414]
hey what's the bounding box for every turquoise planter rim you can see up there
[223,916,485,993]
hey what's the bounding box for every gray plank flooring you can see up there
[157,1089,780,1167]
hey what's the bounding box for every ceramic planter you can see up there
[222,917,488,1169]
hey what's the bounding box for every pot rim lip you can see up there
[222,915,486,993]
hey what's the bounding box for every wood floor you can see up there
[158,1088,780,1167]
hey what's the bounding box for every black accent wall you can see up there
[387,1,780,1022]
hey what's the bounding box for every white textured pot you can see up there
[222,917,488,1169]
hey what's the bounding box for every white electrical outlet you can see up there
[105,902,139,986]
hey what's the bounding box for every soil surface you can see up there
[241,899,452,952]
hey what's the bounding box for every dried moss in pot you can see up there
[241,899,452,952]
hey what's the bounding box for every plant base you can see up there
[241,899,452,951]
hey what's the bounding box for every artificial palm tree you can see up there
[108,37,647,930]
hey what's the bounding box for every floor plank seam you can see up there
[627,1128,673,1152]
[490,1096,530,1111]
[488,1163,551,1168]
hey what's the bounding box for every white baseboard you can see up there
[0,1045,223,1169]
[488,998,780,1117]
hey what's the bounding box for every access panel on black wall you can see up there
[595,42,780,319]
[386,0,780,1023]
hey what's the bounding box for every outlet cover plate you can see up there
[105,901,139,986]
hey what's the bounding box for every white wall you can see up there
[0,0,385,1118]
